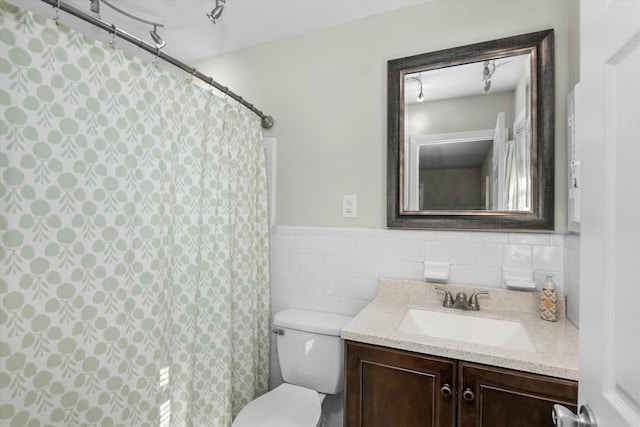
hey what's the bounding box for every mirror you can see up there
[387,30,554,230]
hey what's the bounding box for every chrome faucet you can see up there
[435,287,489,311]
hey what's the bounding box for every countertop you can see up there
[341,279,579,381]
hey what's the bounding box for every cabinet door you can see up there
[458,362,578,427]
[344,341,456,427]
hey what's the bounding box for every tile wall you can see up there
[268,225,580,427]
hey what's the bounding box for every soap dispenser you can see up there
[539,274,557,322]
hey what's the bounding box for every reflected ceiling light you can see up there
[207,0,226,24]
[482,60,496,94]
[409,75,425,102]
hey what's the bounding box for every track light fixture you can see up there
[90,0,166,49]
[207,0,226,24]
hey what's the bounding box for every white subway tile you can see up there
[450,265,475,284]
[270,289,287,308]
[474,266,502,287]
[502,244,533,269]
[447,241,475,265]
[474,243,502,266]
[289,234,305,254]
[270,252,288,272]
[303,254,323,275]
[321,256,340,276]
[287,291,316,310]
[377,260,403,279]
[379,238,402,261]
[372,229,405,239]
[402,239,425,262]
[401,261,423,280]
[424,241,449,262]
[469,231,510,243]
[403,230,436,240]
[270,270,287,290]
[508,233,550,245]
[436,231,470,241]
[274,226,295,235]
[357,279,379,300]
[358,238,381,260]
[532,245,564,272]
[270,233,288,253]
[341,228,374,238]
[288,253,304,273]
[340,298,364,316]
[321,276,342,297]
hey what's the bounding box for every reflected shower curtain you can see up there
[504,123,532,211]
[0,2,270,426]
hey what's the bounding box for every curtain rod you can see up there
[38,0,274,129]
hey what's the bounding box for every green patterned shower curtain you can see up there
[0,2,270,426]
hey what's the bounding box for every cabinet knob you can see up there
[440,383,452,397]
[462,387,475,401]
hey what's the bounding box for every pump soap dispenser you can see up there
[539,274,557,322]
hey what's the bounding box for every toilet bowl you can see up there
[231,309,352,427]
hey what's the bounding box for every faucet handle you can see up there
[468,291,489,310]
[434,286,454,308]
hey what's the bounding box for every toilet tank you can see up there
[273,309,353,394]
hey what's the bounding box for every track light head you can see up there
[150,25,166,49]
[207,0,226,24]
[90,0,100,14]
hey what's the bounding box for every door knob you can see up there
[552,404,597,427]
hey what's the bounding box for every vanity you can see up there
[341,279,579,427]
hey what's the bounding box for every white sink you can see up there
[397,308,536,352]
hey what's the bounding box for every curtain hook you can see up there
[224,87,230,101]
[187,67,197,83]
[236,96,243,111]
[109,25,118,49]
[54,0,61,25]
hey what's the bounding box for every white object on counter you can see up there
[423,261,450,283]
[502,267,536,290]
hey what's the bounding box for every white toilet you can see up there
[232,308,353,427]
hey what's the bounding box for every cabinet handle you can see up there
[462,387,475,401]
[440,384,452,397]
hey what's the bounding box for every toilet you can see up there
[232,308,353,427]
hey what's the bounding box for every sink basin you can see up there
[397,308,536,352]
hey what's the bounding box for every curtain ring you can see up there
[153,46,161,66]
[54,0,61,25]
[224,87,230,100]
[109,25,118,49]
[187,67,197,83]
[236,96,243,111]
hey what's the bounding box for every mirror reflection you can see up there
[403,53,532,212]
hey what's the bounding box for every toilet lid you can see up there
[232,383,321,427]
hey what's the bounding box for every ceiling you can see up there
[18,0,427,63]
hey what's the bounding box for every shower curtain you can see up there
[0,2,270,426]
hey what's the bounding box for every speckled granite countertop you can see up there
[341,279,579,381]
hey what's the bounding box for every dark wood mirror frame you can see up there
[387,29,554,231]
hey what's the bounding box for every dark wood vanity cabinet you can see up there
[344,341,577,427]
[457,362,578,427]
[345,341,456,427]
